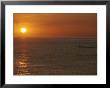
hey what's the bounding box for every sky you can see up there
[14,13,97,38]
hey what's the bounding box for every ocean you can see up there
[14,38,97,75]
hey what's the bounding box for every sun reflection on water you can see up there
[15,54,31,75]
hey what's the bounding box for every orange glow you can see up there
[14,13,97,38]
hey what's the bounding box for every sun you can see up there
[20,27,27,33]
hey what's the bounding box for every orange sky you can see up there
[14,13,97,38]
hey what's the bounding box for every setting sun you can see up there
[20,27,27,33]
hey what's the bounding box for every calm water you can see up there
[14,38,97,75]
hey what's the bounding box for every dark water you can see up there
[14,38,97,75]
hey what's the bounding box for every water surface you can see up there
[14,38,97,75]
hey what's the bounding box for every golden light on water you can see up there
[15,55,31,75]
[20,27,27,33]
